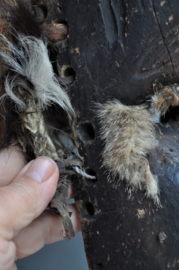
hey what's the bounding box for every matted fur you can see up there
[152,85,179,116]
[98,100,160,205]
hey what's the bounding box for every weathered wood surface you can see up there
[52,1,179,269]
[2,0,179,269]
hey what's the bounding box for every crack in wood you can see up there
[151,0,175,74]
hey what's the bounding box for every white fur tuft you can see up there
[0,33,74,114]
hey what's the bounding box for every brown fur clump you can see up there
[152,84,179,116]
[98,100,160,205]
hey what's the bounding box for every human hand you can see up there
[0,148,81,270]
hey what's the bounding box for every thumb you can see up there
[0,156,59,241]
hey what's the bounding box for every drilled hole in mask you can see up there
[32,5,47,24]
[86,202,95,215]
[97,263,103,269]
[58,65,76,85]
[78,122,95,142]
[161,105,179,123]
[59,5,63,11]
[85,168,97,182]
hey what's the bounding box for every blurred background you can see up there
[16,232,88,270]
[16,199,89,270]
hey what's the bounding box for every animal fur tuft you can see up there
[98,99,160,204]
[0,33,74,114]
[0,0,74,114]
[152,84,179,116]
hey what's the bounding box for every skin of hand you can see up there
[0,147,81,270]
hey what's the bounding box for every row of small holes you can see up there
[33,3,100,268]
[78,121,97,212]
[78,124,97,213]
[33,4,76,82]
[35,4,98,257]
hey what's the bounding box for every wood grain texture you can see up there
[50,0,179,269]
[1,0,179,269]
